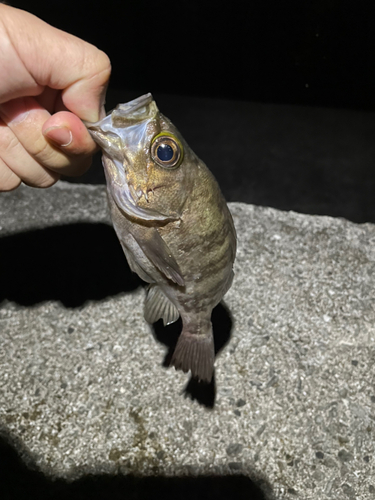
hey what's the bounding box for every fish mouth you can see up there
[84,93,158,145]
[102,154,178,222]
[128,182,164,203]
[83,93,155,126]
[113,93,154,118]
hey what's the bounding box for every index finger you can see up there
[0,4,111,122]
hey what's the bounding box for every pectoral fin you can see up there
[120,241,155,283]
[131,227,185,286]
[144,285,180,325]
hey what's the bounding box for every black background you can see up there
[9,0,375,109]
[6,0,375,223]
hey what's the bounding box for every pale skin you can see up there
[0,4,111,191]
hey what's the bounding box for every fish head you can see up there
[85,93,196,222]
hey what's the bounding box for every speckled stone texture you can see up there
[1,183,374,500]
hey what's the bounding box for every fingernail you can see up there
[0,97,29,124]
[44,126,73,147]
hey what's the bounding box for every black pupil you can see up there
[157,143,174,162]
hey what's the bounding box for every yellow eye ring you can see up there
[150,132,184,169]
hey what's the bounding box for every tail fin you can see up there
[170,322,215,383]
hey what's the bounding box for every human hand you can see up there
[0,4,111,191]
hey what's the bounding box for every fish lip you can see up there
[115,93,154,116]
[82,93,155,129]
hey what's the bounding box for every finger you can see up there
[42,111,96,176]
[0,97,94,177]
[0,117,59,188]
[0,6,44,103]
[43,111,96,154]
[0,157,21,192]
[0,5,111,122]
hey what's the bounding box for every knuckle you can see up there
[101,53,112,77]
[35,176,59,189]
[29,138,53,162]
[0,180,21,191]
[0,161,21,191]
[0,130,19,155]
[86,48,111,78]
[23,170,59,189]
[97,50,112,75]
[29,138,70,171]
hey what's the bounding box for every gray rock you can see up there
[226,443,244,456]
[1,182,375,500]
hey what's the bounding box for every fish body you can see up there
[86,94,236,382]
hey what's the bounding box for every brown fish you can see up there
[86,94,236,382]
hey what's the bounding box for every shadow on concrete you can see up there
[152,302,233,409]
[0,434,273,500]
[183,374,217,410]
[0,223,142,307]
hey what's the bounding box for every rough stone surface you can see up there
[1,183,375,499]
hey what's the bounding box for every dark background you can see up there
[10,0,375,110]
[8,0,375,223]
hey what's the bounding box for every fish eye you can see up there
[151,132,183,169]
[157,143,174,162]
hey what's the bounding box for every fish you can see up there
[85,93,236,382]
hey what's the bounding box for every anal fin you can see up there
[144,285,180,326]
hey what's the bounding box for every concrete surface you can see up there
[1,183,375,499]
